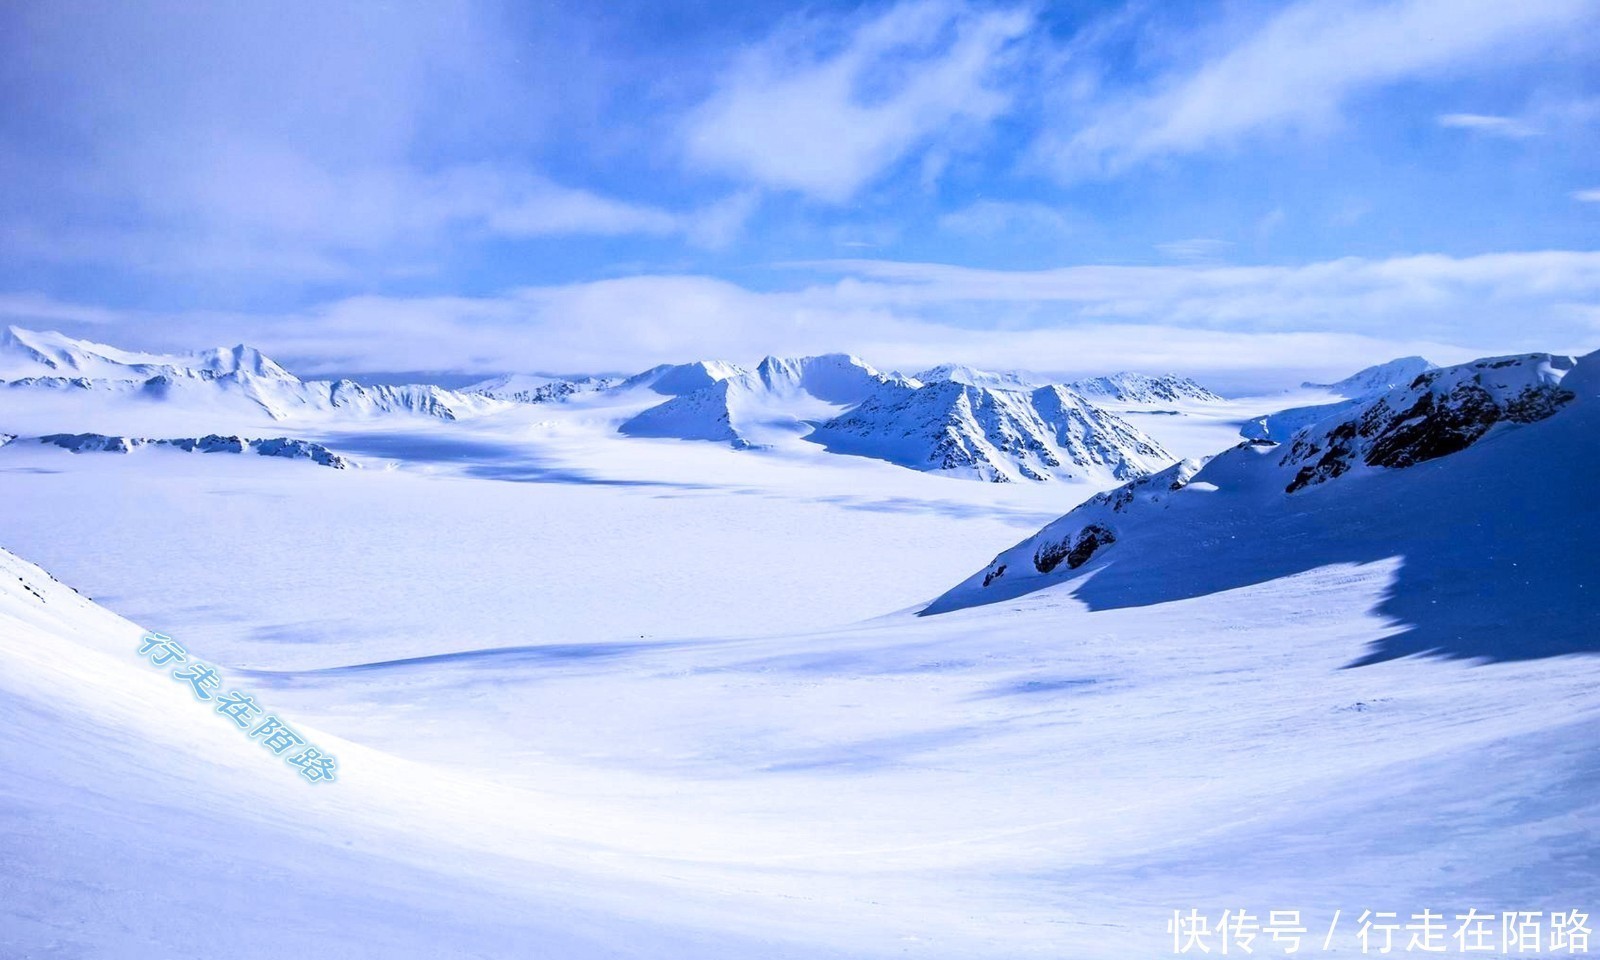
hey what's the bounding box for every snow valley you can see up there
[0,326,1596,960]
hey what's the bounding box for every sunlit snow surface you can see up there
[1,360,1595,958]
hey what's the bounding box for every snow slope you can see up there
[6,405,1599,957]
[933,350,1594,665]
[1303,355,1438,397]
[1278,352,1575,492]
[1244,356,1445,441]
[0,546,874,959]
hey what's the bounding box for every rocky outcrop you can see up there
[967,458,1204,589]
[1034,523,1117,574]
[1281,354,1576,493]
[36,433,352,469]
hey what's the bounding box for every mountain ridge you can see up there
[931,349,1595,663]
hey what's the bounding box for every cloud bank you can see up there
[6,250,1595,392]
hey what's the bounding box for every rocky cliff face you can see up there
[935,352,1587,613]
[810,380,1175,483]
[1280,353,1576,493]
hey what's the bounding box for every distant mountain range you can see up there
[0,326,502,422]
[1,324,1238,483]
[606,355,1218,482]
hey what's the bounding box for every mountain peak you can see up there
[1065,372,1224,404]
[754,353,892,403]
[0,325,298,383]
[809,378,1174,483]
[1302,356,1438,398]
[620,359,746,396]
[912,364,1041,391]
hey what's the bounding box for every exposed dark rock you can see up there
[36,432,350,468]
[1034,523,1117,574]
[1281,356,1575,493]
[1065,524,1116,569]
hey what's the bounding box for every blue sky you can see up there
[1,0,1597,387]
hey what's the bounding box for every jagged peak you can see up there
[1065,371,1223,404]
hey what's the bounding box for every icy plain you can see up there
[0,336,1595,959]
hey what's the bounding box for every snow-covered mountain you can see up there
[1064,372,1224,405]
[1278,352,1575,493]
[911,366,1225,405]
[932,350,1594,663]
[1244,356,1449,442]
[809,380,1174,483]
[2,326,1216,482]
[620,354,903,448]
[753,354,900,403]
[912,364,1042,391]
[620,360,750,397]
[1238,397,1361,443]
[0,325,295,381]
[1,326,506,424]
[465,373,620,404]
[6,341,1597,958]
[614,353,1177,482]
[1302,355,1437,397]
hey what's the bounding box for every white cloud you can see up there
[683,0,1031,201]
[1040,0,1594,179]
[1574,189,1600,203]
[1155,239,1233,264]
[1437,113,1541,138]
[1256,208,1287,239]
[474,172,756,248]
[2,153,754,275]
[11,250,1596,390]
[937,201,1078,238]
[0,2,742,278]
[811,252,1600,326]
[684,191,765,250]
[480,181,678,238]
